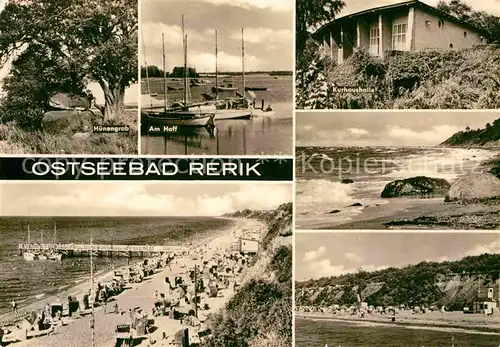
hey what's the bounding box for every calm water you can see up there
[141,75,293,155]
[0,217,231,315]
[295,146,498,227]
[296,318,500,347]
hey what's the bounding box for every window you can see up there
[392,23,407,50]
[369,27,380,55]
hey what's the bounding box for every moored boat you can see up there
[47,252,63,261]
[142,112,215,127]
[23,225,37,261]
[245,87,267,91]
[213,109,252,120]
[211,85,238,93]
[23,252,37,261]
[253,108,276,117]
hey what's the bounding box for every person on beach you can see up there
[103,297,108,314]
[11,300,17,313]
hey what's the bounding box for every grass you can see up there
[0,109,138,154]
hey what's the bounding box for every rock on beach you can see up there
[445,172,500,202]
[381,176,451,198]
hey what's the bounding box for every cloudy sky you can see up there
[296,232,500,281]
[0,182,291,216]
[141,0,293,73]
[296,111,500,147]
[336,0,500,18]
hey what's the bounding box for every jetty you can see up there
[18,243,184,258]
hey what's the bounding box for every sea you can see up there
[296,318,500,347]
[0,216,231,316]
[140,75,293,155]
[296,146,498,228]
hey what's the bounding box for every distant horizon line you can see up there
[140,66,292,74]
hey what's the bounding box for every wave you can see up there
[382,148,495,182]
[296,179,356,213]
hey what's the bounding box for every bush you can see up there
[202,246,292,347]
[297,45,500,109]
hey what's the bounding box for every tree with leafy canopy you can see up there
[296,0,345,57]
[0,0,138,123]
[437,0,500,43]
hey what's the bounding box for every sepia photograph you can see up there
[0,181,292,347]
[296,111,500,229]
[295,232,500,347]
[140,0,293,155]
[296,0,500,109]
[0,0,139,154]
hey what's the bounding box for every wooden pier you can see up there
[18,243,184,258]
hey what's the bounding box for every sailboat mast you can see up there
[141,29,153,107]
[90,238,95,347]
[27,224,30,251]
[184,34,188,106]
[182,14,188,106]
[162,33,168,113]
[215,29,218,100]
[242,28,245,95]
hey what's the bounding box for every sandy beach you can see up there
[328,198,500,230]
[1,217,267,347]
[296,310,500,334]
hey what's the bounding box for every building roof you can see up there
[313,0,488,39]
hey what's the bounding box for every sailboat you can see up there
[212,28,253,120]
[23,225,37,261]
[47,222,62,261]
[38,231,48,260]
[141,17,215,129]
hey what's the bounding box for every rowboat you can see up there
[48,252,63,261]
[142,112,215,127]
[211,85,237,93]
[214,109,252,120]
[23,252,37,261]
[245,87,267,91]
[253,108,275,117]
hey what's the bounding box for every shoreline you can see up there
[1,216,268,346]
[298,147,500,230]
[296,312,500,335]
[0,217,238,326]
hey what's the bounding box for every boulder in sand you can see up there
[49,93,91,110]
[381,176,451,198]
[341,179,354,184]
[41,109,102,134]
[445,172,500,202]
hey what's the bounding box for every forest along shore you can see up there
[0,204,293,347]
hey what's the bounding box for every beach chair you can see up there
[115,324,133,347]
[173,328,189,347]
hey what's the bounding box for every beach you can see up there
[296,146,499,229]
[296,310,500,333]
[0,217,268,347]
